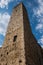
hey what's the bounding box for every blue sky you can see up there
[0,0,43,48]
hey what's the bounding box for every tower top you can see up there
[13,2,26,12]
[13,2,24,9]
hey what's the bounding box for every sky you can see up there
[0,0,43,48]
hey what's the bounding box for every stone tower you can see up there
[0,3,43,65]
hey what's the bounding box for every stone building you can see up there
[0,3,43,65]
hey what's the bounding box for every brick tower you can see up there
[0,3,43,65]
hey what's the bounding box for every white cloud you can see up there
[0,12,10,36]
[36,23,43,30]
[32,0,43,48]
[38,36,43,48]
[33,0,43,17]
[33,0,43,34]
[35,23,43,33]
[36,23,43,34]
[0,45,2,47]
[0,0,13,9]
[38,0,43,5]
[41,45,43,48]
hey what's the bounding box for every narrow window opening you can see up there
[7,52,8,55]
[19,60,22,63]
[13,35,17,42]
[5,63,7,65]
[16,9,17,12]
[1,54,2,57]
[0,63,1,65]
[8,39,10,41]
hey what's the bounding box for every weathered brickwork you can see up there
[0,3,43,65]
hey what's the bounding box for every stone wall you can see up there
[0,3,26,65]
[0,3,43,65]
[22,4,43,65]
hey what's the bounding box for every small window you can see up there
[16,9,17,12]
[0,63,1,65]
[7,52,8,55]
[16,10,17,12]
[5,63,7,65]
[13,35,17,42]
[1,54,3,57]
[19,60,22,63]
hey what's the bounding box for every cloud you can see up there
[38,36,43,48]
[32,0,43,48]
[33,0,43,17]
[0,38,3,47]
[36,23,43,30]
[33,0,43,33]
[0,0,13,9]
[41,46,43,48]
[0,45,2,47]
[35,23,43,33]
[0,34,4,47]
[0,12,10,36]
